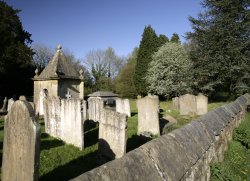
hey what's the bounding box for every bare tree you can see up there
[32,43,53,70]
[84,47,125,91]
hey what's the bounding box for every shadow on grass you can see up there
[126,135,152,152]
[39,151,100,181]
[41,132,50,139]
[131,112,137,117]
[159,118,170,134]
[40,121,45,126]
[41,139,65,150]
[84,120,99,147]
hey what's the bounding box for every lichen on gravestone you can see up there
[2,100,41,181]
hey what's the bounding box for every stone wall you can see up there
[71,94,250,181]
[34,80,59,115]
[58,79,84,99]
[99,108,127,159]
[34,79,84,116]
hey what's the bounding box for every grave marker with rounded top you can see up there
[2,100,41,181]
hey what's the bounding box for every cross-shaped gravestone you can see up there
[65,90,72,100]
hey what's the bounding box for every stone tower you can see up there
[33,45,84,115]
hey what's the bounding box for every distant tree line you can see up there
[116,0,249,100]
[0,0,249,100]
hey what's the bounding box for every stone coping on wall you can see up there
[70,94,250,181]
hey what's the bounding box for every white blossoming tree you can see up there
[146,42,193,98]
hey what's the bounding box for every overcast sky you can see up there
[5,0,202,59]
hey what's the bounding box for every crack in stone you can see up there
[142,148,167,181]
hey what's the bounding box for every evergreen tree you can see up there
[134,25,161,96]
[187,0,250,97]
[115,48,138,98]
[0,1,34,96]
[170,33,181,44]
[158,34,169,46]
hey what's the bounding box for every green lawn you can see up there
[0,100,226,180]
[210,113,250,180]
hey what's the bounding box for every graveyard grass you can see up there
[0,100,226,181]
[210,112,250,180]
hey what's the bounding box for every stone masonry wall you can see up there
[71,93,250,181]
[34,80,58,116]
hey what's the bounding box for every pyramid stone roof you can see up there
[88,91,118,97]
[34,45,80,80]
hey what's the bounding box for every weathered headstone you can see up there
[43,96,62,138]
[36,90,46,116]
[172,97,179,110]
[7,98,14,112]
[61,99,85,149]
[0,97,8,112]
[19,95,27,101]
[116,98,131,117]
[137,95,160,136]
[87,97,104,122]
[196,93,208,115]
[2,100,40,181]
[99,109,127,159]
[179,94,197,115]
[43,95,86,149]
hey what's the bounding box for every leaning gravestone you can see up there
[116,98,131,117]
[196,93,208,115]
[7,98,14,112]
[2,100,40,181]
[99,109,127,159]
[87,97,104,122]
[136,95,160,136]
[19,95,27,101]
[179,94,197,115]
